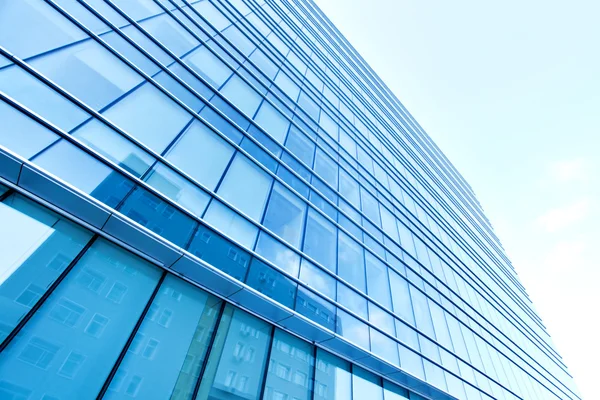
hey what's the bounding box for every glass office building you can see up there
[0,0,580,399]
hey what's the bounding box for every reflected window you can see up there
[255,232,300,277]
[0,194,92,343]
[295,287,336,332]
[217,154,273,222]
[105,275,222,399]
[196,306,271,400]
[204,201,258,250]
[298,259,335,300]
[0,239,162,399]
[314,349,351,400]
[245,259,297,309]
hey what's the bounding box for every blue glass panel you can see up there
[424,359,448,391]
[338,169,360,208]
[429,301,454,352]
[210,95,252,131]
[295,286,336,331]
[303,209,337,273]
[153,68,205,113]
[274,70,300,101]
[370,328,400,367]
[118,186,198,247]
[276,164,309,199]
[365,253,392,310]
[139,13,199,57]
[104,275,222,400]
[285,126,315,166]
[0,0,86,59]
[144,163,211,218]
[337,309,369,350]
[101,83,191,154]
[203,200,258,250]
[249,50,278,80]
[28,40,144,111]
[0,239,162,399]
[196,306,271,400]
[298,259,335,300]
[410,286,436,339]
[192,1,231,32]
[383,380,410,400]
[264,330,314,400]
[337,232,365,292]
[0,100,58,159]
[219,75,261,117]
[314,149,338,188]
[253,101,290,144]
[247,125,282,157]
[336,283,368,320]
[318,111,338,141]
[217,153,272,222]
[33,140,134,209]
[72,119,155,177]
[388,270,415,326]
[245,258,297,309]
[185,45,233,89]
[222,26,256,56]
[187,224,251,281]
[166,120,235,191]
[0,194,93,343]
[240,136,278,173]
[101,30,161,77]
[314,349,351,400]
[262,183,306,249]
[395,319,420,351]
[0,65,90,132]
[296,91,319,121]
[360,187,381,227]
[352,367,383,400]
[255,229,301,277]
[398,344,425,380]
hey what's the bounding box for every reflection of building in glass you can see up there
[0,0,580,399]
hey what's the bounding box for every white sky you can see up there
[313,0,599,398]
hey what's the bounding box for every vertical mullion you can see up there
[257,325,276,399]
[0,234,99,353]
[97,271,168,398]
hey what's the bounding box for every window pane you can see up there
[187,225,251,281]
[102,84,191,154]
[219,75,262,117]
[254,101,290,144]
[144,163,211,218]
[196,306,271,400]
[314,349,351,400]
[255,232,300,277]
[104,275,221,399]
[118,187,198,248]
[383,379,410,400]
[338,169,360,209]
[336,283,368,320]
[262,183,306,248]
[352,367,383,400]
[166,120,235,191]
[336,309,369,350]
[410,286,436,338]
[295,287,336,331]
[33,140,134,209]
[365,253,392,309]
[245,258,297,308]
[302,210,336,273]
[264,330,314,400]
[314,149,338,188]
[389,270,415,326]
[0,194,93,343]
[298,259,335,300]
[204,201,258,250]
[285,126,315,166]
[0,100,59,159]
[337,232,365,292]
[185,45,233,89]
[217,154,272,222]
[0,239,162,399]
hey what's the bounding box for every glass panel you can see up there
[388,270,415,326]
[104,275,222,399]
[262,183,306,249]
[365,253,392,309]
[370,328,400,367]
[219,75,262,117]
[166,120,235,191]
[196,306,271,400]
[263,330,314,400]
[314,149,338,188]
[383,380,410,400]
[410,286,436,339]
[298,259,335,300]
[217,153,272,222]
[285,126,315,166]
[102,84,191,154]
[302,209,337,273]
[0,194,93,343]
[139,13,199,57]
[352,367,383,400]
[28,40,144,111]
[245,259,297,309]
[337,232,365,292]
[295,287,336,331]
[338,169,360,209]
[0,100,59,159]
[203,201,258,250]
[336,309,369,350]
[72,119,155,177]
[0,0,86,59]
[144,163,211,218]
[398,344,425,380]
[185,45,233,89]
[274,70,300,101]
[118,187,198,248]
[0,239,162,399]
[33,140,134,209]
[360,188,381,227]
[314,349,351,400]
[336,283,368,320]
[255,232,300,277]
[254,101,290,144]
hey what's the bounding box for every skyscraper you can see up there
[0,0,580,399]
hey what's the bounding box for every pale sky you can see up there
[314,0,599,398]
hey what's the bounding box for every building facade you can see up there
[0,0,580,399]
